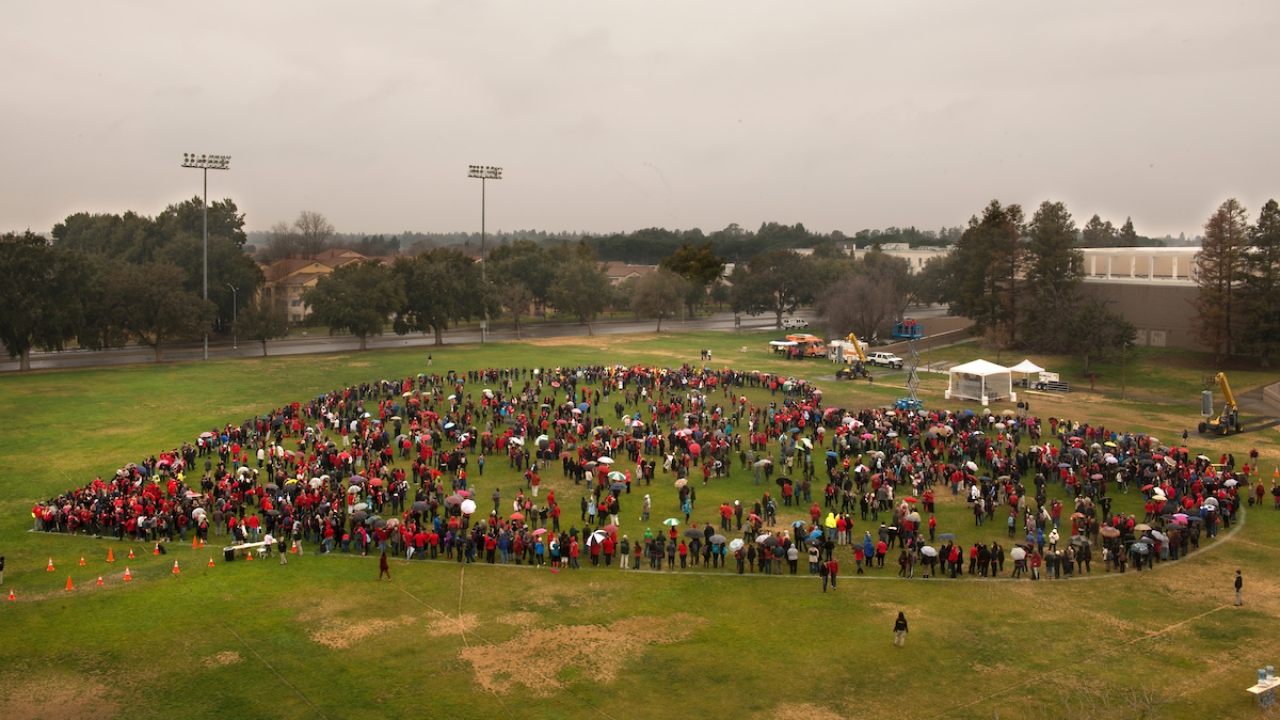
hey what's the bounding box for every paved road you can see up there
[0,305,956,372]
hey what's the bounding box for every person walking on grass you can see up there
[893,612,909,647]
[378,552,391,581]
[1235,570,1243,606]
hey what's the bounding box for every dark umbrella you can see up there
[761,536,780,547]
[265,483,279,492]
[710,534,726,544]
[611,482,626,493]
[374,518,387,529]
[351,511,369,522]
[1069,535,1089,546]
[267,509,281,517]
[683,528,702,539]
[937,533,957,542]
[411,501,429,512]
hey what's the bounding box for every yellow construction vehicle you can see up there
[1199,372,1241,435]
[834,332,870,380]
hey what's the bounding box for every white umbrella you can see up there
[920,546,938,557]
[597,456,614,465]
[1010,547,1027,561]
[460,499,477,515]
[729,539,744,551]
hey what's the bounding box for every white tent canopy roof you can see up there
[949,359,1010,376]
[1009,359,1045,374]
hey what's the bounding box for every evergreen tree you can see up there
[1242,199,1280,366]
[1193,199,1249,359]
[1023,201,1083,352]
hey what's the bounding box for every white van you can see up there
[782,317,809,330]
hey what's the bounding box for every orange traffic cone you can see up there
[66,576,74,591]
[208,557,215,568]
[245,550,252,562]
[172,560,180,575]
[128,548,135,559]
[199,538,206,548]
[7,589,13,601]
[47,558,54,572]
[123,567,132,581]
[192,536,199,550]
[79,556,86,566]
[153,544,160,556]
[97,575,104,586]
[107,548,115,563]
[290,541,298,554]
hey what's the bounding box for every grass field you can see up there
[1,328,1278,720]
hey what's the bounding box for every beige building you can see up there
[260,249,399,323]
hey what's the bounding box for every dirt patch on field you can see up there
[310,615,417,649]
[519,335,634,349]
[459,613,704,695]
[0,674,116,720]
[766,702,849,720]
[426,612,479,637]
[498,611,539,627]
[203,651,242,668]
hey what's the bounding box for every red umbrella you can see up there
[1141,484,1154,492]
[510,512,524,520]
[902,497,918,504]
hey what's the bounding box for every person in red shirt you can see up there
[826,558,839,589]
[379,552,391,580]
[678,541,689,568]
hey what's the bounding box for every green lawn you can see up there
[1,329,1278,720]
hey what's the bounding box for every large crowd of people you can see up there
[31,362,1262,582]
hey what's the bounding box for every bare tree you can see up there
[263,221,300,262]
[818,274,896,341]
[294,210,334,259]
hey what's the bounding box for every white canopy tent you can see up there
[1009,360,1044,374]
[945,359,1016,405]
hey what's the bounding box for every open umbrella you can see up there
[1069,535,1089,546]
[1010,547,1027,560]
[710,534,726,544]
[1100,526,1121,538]
[683,528,702,539]
[444,495,463,507]
[920,545,938,557]
[353,502,369,512]
[937,532,957,542]
[411,501,429,512]
[902,497,918,504]
[460,499,477,515]
[1135,523,1152,532]
[729,539,744,551]
[674,478,688,488]
[351,511,369,522]
[663,518,680,527]
[607,471,625,481]
[598,456,614,465]
[510,512,524,521]
[761,536,779,547]
[610,482,626,493]
[756,533,772,543]
[532,528,548,536]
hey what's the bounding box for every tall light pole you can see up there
[181,153,231,360]
[227,284,238,350]
[468,165,502,342]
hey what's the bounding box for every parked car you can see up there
[782,317,809,330]
[868,351,903,369]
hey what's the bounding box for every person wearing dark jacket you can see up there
[893,612,908,647]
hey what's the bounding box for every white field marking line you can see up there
[219,619,329,720]
[457,566,468,648]
[931,602,1233,719]
[392,582,621,720]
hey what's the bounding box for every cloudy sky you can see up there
[2,1,1277,238]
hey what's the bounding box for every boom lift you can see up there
[1198,372,1241,435]
[835,333,870,380]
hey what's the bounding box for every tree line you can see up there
[1193,199,1280,365]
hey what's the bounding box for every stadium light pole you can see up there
[181,153,231,360]
[468,165,502,342]
[227,284,238,350]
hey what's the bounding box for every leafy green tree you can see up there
[1081,215,1117,248]
[1071,298,1137,375]
[1023,201,1083,352]
[488,241,559,313]
[948,200,1025,342]
[1118,217,1140,246]
[499,282,536,339]
[631,269,687,331]
[303,261,405,350]
[156,233,264,331]
[818,274,896,341]
[111,262,216,362]
[51,211,164,263]
[1193,198,1249,359]
[155,197,249,247]
[0,232,91,370]
[729,249,814,329]
[548,247,612,335]
[1242,199,1280,366]
[660,241,725,316]
[236,295,290,356]
[393,249,495,345]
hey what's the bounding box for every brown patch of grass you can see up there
[425,613,478,637]
[766,702,849,720]
[497,612,539,627]
[309,615,416,650]
[459,613,704,695]
[203,651,242,668]
[0,674,116,720]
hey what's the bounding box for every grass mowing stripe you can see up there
[219,619,330,720]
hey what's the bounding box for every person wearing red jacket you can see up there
[603,536,615,566]
[826,558,839,589]
[569,539,581,569]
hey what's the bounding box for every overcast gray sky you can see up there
[2,1,1277,239]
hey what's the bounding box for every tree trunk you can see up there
[514,316,522,340]
[434,326,444,346]
[1081,352,1090,375]
[19,347,30,372]
[656,316,663,332]
[587,319,594,336]
[261,340,269,357]
[359,334,368,351]
[154,340,164,363]
[775,308,783,329]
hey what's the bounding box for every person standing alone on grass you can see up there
[379,552,391,581]
[893,612,908,647]
[1235,570,1243,606]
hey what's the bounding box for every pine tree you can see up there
[1242,199,1280,366]
[1193,199,1249,359]
[1023,201,1083,352]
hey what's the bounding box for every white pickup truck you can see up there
[868,352,903,369]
